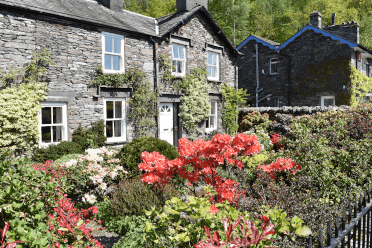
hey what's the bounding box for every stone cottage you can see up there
[237,10,372,107]
[0,0,239,147]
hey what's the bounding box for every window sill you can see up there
[103,70,125,74]
[205,128,217,134]
[269,73,279,75]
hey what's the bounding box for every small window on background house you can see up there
[40,103,67,145]
[270,58,278,74]
[206,101,217,130]
[208,52,219,81]
[172,44,186,76]
[102,32,124,73]
[321,96,335,107]
[104,98,126,142]
[362,58,368,76]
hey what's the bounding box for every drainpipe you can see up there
[150,36,159,138]
[256,43,259,107]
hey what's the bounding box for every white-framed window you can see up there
[102,32,125,73]
[321,96,335,106]
[362,93,372,103]
[206,101,217,131]
[362,58,368,76]
[39,103,68,146]
[104,98,126,142]
[270,58,279,74]
[207,52,219,81]
[172,44,186,76]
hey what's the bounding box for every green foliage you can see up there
[159,54,175,82]
[240,153,269,184]
[174,68,211,137]
[222,83,249,135]
[350,65,372,105]
[261,206,311,239]
[0,149,69,247]
[52,154,82,166]
[109,177,180,216]
[72,120,107,151]
[145,0,176,18]
[144,192,250,247]
[118,136,179,177]
[239,111,272,133]
[32,141,83,163]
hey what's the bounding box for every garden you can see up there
[1,102,372,248]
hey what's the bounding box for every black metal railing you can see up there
[308,189,372,248]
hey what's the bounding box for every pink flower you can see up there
[209,205,221,214]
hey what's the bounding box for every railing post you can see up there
[308,235,313,248]
[327,220,332,246]
[319,228,323,248]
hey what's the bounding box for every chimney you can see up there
[98,0,124,12]
[176,0,208,12]
[332,13,336,25]
[310,10,322,28]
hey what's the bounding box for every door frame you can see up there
[158,95,182,146]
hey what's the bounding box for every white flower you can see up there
[99,183,107,190]
[110,171,118,179]
[82,194,97,204]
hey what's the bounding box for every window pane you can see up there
[115,101,122,118]
[114,37,121,54]
[208,66,212,77]
[106,121,113,138]
[53,107,63,124]
[42,107,51,124]
[114,120,122,137]
[210,116,216,128]
[42,126,51,143]
[211,102,216,114]
[179,46,184,59]
[178,61,182,73]
[104,54,112,70]
[324,99,334,106]
[173,45,179,59]
[112,55,120,71]
[53,126,62,142]
[105,36,113,53]
[106,101,114,119]
[272,63,277,73]
[208,53,212,65]
[172,60,177,72]
[212,54,217,65]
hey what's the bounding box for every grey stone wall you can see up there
[157,12,237,135]
[237,41,290,107]
[0,8,154,143]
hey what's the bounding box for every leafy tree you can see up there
[145,0,176,18]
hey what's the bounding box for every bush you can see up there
[118,136,179,177]
[239,111,272,133]
[72,120,106,151]
[109,176,179,216]
[32,141,83,163]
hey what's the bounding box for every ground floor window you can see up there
[206,101,217,131]
[104,98,126,142]
[321,96,335,107]
[39,102,68,145]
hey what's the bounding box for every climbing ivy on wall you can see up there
[349,65,372,105]
[0,49,54,156]
[92,65,158,138]
[159,55,212,138]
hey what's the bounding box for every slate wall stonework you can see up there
[237,41,289,107]
[0,8,154,142]
[156,12,237,135]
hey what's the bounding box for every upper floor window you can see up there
[172,44,186,76]
[208,52,219,81]
[104,98,126,142]
[39,103,68,146]
[102,32,124,73]
[270,58,278,74]
[362,58,368,76]
[206,101,217,131]
[321,96,335,107]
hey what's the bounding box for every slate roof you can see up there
[156,6,239,54]
[0,0,157,36]
[250,35,281,47]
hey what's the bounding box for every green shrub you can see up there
[32,141,83,163]
[239,111,272,133]
[109,176,180,216]
[72,120,106,150]
[118,136,179,177]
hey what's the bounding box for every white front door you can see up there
[159,103,174,145]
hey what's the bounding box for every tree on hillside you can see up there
[145,0,176,18]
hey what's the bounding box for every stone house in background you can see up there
[237,10,372,107]
[0,0,239,147]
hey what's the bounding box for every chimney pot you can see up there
[310,10,322,29]
[332,13,336,25]
[176,0,208,12]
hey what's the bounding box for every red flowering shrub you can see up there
[138,133,261,203]
[270,132,284,152]
[259,157,301,179]
[31,160,72,181]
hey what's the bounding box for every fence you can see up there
[308,189,372,248]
